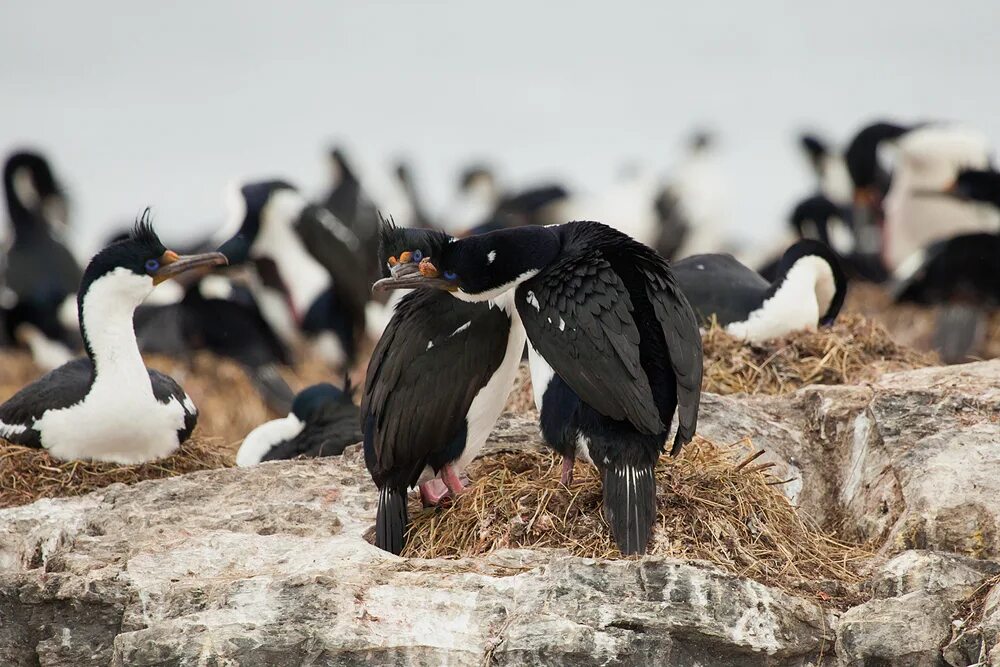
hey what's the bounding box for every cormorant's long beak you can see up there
[153,250,229,285]
[372,258,456,292]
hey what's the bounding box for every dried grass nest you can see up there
[702,313,934,396]
[402,437,871,602]
[0,435,232,508]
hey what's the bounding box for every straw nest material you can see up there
[702,313,934,396]
[402,437,870,600]
[0,434,232,508]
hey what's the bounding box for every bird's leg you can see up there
[419,478,450,507]
[441,464,466,496]
[560,454,576,486]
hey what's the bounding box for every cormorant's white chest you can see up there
[34,270,191,464]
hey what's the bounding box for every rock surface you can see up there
[1,360,999,665]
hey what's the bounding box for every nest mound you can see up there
[702,314,934,396]
[403,438,870,601]
[0,435,232,508]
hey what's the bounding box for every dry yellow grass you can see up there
[702,314,934,396]
[402,438,870,602]
[0,434,232,508]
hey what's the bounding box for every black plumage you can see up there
[676,239,848,335]
[236,382,362,466]
[363,221,516,555]
[385,221,703,555]
[2,151,82,356]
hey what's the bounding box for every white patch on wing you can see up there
[454,291,526,473]
[0,419,27,438]
[487,250,496,264]
[725,255,836,343]
[526,342,555,412]
[182,393,197,415]
[236,414,305,467]
[450,321,471,337]
[525,290,540,311]
[426,340,434,350]
[558,317,566,331]
[36,269,189,464]
[575,434,594,465]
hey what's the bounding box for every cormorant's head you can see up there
[214,179,300,265]
[844,120,912,201]
[374,225,560,302]
[789,195,855,255]
[376,216,451,280]
[774,239,849,326]
[291,382,347,422]
[3,150,68,230]
[947,169,1000,205]
[82,211,228,307]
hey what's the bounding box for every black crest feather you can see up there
[130,208,165,254]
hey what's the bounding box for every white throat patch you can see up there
[452,269,540,304]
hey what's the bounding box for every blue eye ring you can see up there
[412,249,423,261]
[145,258,160,272]
[443,270,457,281]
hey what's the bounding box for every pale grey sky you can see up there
[2,1,997,252]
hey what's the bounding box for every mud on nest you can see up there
[402,437,872,604]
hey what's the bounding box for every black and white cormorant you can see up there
[376,221,703,555]
[2,151,82,368]
[676,239,847,343]
[214,180,370,368]
[323,148,383,283]
[236,381,363,466]
[364,220,526,555]
[0,217,227,463]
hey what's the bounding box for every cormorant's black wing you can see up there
[634,252,703,455]
[0,358,93,447]
[516,251,664,436]
[673,253,770,326]
[149,370,197,443]
[361,290,510,488]
[295,204,371,330]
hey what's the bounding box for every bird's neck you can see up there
[258,225,329,317]
[79,270,153,390]
[728,257,834,343]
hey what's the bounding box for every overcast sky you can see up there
[2,1,997,253]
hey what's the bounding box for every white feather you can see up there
[236,414,305,467]
[34,270,189,464]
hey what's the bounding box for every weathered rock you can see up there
[0,435,836,666]
[1,360,999,665]
[835,591,952,666]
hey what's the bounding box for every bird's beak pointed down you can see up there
[372,258,457,292]
[153,250,229,285]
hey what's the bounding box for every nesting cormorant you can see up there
[375,221,703,555]
[676,239,847,343]
[236,382,363,466]
[364,220,525,555]
[0,217,227,463]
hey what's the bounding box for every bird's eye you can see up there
[413,249,423,261]
[145,258,160,273]
[443,270,458,281]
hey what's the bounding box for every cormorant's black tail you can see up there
[375,487,409,555]
[933,304,985,365]
[244,363,295,414]
[602,463,656,555]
